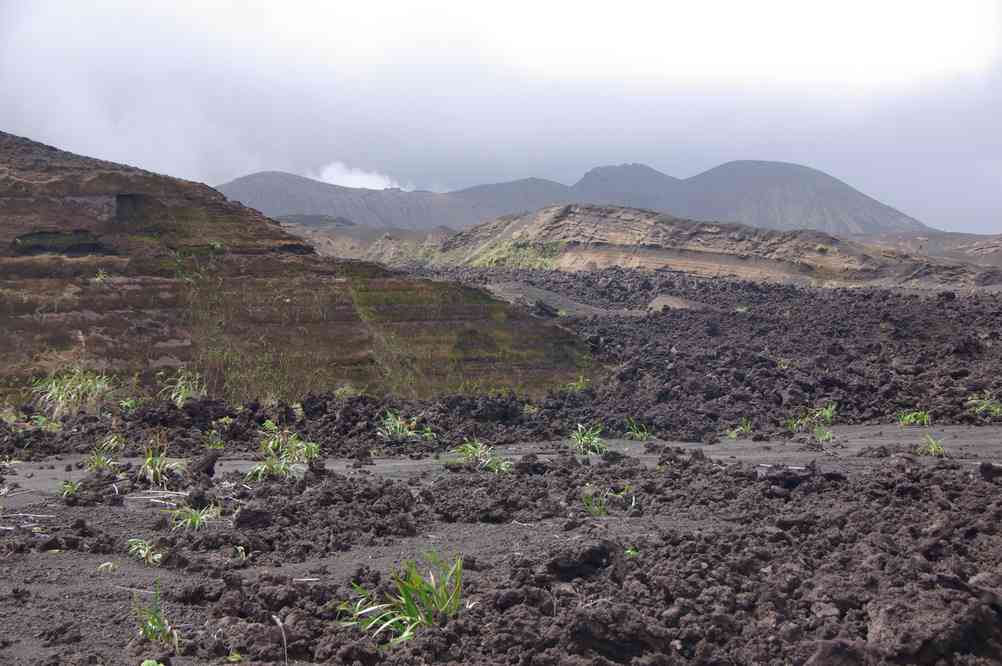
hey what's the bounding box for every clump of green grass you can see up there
[581,485,608,517]
[97,432,125,453]
[916,433,946,457]
[59,479,81,498]
[139,440,183,488]
[134,579,179,651]
[30,413,62,432]
[246,420,320,481]
[127,538,164,567]
[897,410,932,427]
[624,546,640,558]
[726,417,753,440]
[568,423,607,455]
[624,417,653,441]
[786,402,838,433]
[32,367,116,418]
[451,438,512,474]
[813,425,834,444]
[157,369,206,407]
[966,392,1002,419]
[337,553,464,645]
[564,375,591,392]
[84,449,116,472]
[169,504,219,531]
[376,410,435,443]
[203,428,225,450]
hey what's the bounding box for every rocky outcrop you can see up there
[0,131,306,257]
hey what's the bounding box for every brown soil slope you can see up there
[0,131,590,402]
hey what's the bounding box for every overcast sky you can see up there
[1,1,1000,233]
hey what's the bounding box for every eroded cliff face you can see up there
[435,204,995,287]
[0,132,590,402]
[0,131,309,258]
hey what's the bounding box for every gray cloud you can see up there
[1,1,999,232]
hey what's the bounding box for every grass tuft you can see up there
[157,369,206,407]
[169,504,219,531]
[337,553,465,645]
[376,410,435,443]
[139,438,183,488]
[568,423,606,455]
[916,433,946,457]
[59,479,81,498]
[134,579,179,650]
[726,417,753,440]
[897,409,932,427]
[32,367,115,418]
[966,392,1002,419]
[624,417,653,441]
[127,538,164,567]
[451,438,512,474]
[245,419,320,481]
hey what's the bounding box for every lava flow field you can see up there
[2,269,1002,666]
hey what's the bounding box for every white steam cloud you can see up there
[310,161,406,190]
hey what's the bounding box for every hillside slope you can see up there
[430,204,991,288]
[218,160,928,235]
[0,131,590,402]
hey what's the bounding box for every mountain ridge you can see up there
[218,160,929,236]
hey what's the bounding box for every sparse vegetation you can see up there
[203,428,225,450]
[98,432,125,453]
[59,479,81,498]
[897,409,932,427]
[84,449,116,471]
[169,504,219,531]
[624,417,653,441]
[966,392,1002,419]
[813,425,834,444]
[134,579,179,651]
[127,538,164,567]
[451,438,512,474]
[32,367,116,418]
[157,368,206,407]
[334,385,365,399]
[786,402,838,433]
[467,239,565,269]
[30,413,62,431]
[337,553,465,645]
[916,433,946,457]
[581,485,609,517]
[139,441,183,488]
[376,410,435,443]
[726,417,753,439]
[246,420,320,481]
[624,546,640,558]
[569,423,607,455]
[564,375,591,392]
